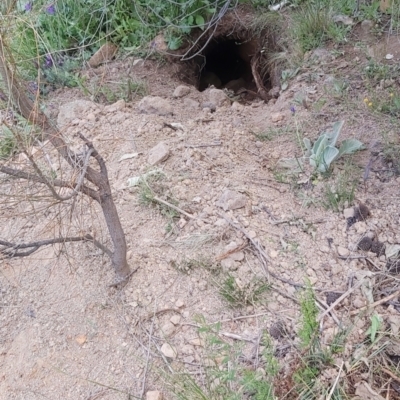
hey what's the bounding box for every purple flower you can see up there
[25,2,32,11]
[44,54,53,68]
[290,105,296,115]
[45,4,56,15]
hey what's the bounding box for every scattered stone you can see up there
[75,334,87,345]
[189,338,204,347]
[160,343,177,359]
[148,142,170,165]
[216,189,247,211]
[104,99,125,113]
[202,101,216,112]
[150,34,168,52]
[357,237,373,251]
[343,207,354,219]
[220,258,239,271]
[333,14,354,25]
[88,42,118,68]
[170,315,181,325]
[160,322,176,337]
[198,280,208,291]
[57,100,97,128]
[271,112,285,123]
[173,85,190,98]
[183,98,200,109]
[175,299,185,308]
[337,246,349,257]
[207,88,230,107]
[146,391,163,400]
[138,96,173,116]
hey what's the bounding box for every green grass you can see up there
[322,170,356,212]
[290,3,349,53]
[217,274,269,308]
[164,316,278,400]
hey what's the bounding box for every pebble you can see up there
[160,322,175,337]
[146,391,163,400]
[160,343,177,359]
[170,315,181,325]
[175,299,185,308]
[173,85,190,98]
[337,246,349,257]
[148,142,170,165]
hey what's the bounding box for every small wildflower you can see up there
[43,54,53,68]
[45,4,56,15]
[363,98,369,103]
[368,102,373,107]
[24,2,32,11]
[290,105,296,115]
[390,93,394,98]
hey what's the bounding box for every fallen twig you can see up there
[153,196,196,220]
[350,290,400,316]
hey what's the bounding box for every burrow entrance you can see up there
[175,11,279,100]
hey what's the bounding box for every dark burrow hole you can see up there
[196,37,270,94]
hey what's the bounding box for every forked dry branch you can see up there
[0,34,130,285]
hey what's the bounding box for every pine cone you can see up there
[354,203,371,222]
[370,241,385,256]
[357,237,372,251]
[269,320,287,339]
[325,291,343,305]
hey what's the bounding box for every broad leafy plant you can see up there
[279,121,364,174]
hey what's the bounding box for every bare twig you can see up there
[349,290,400,316]
[0,234,112,258]
[326,361,344,400]
[153,196,196,220]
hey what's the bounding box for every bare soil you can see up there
[1,30,400,400]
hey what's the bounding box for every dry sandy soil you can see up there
[1,28,400,400]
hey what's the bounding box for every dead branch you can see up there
[0,234,112,258]
[0,34,130,281]
[251,54,271,102]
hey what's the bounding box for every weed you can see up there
[298,284,319,348]
[322,170,356,212]
[0,125,18,159]
[217,274,269,308]
[290,3,349,53]
[381,132,400,175]
[172,256,214,274]
[137,171,180,221]
[252,126,289,141]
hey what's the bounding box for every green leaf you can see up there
[325,120,344,147]
[168,36,182,50]
[303,137,312,151]
[312,134,328,160]
[337,138,364,159]
[319,146,339,172]
[366,314,381,342]
[195,15,205,27]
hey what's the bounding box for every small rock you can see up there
[271,112,285,123]
[146,390,163,400]
[175,299,185,308]
[75,334,87,345]
[198,280,208,291]
[104,99,126,113]
[150,34,168,52]
[138,96,173,116]
[325,292,343,305]
[207,88,230,107]
[183,98,200,109]
[269,320,287,339]
[189,338,204,347]
[181,344,194,355]
[320,245,330,254]
[202,101,216,112]
[220,258,238,271]
[216,189,247,211]
[160,322,176,337]
[337,246,349,257]
[88,42,118,68]
[148,142,170,165]
[270,250,279,258]
[170,315,181,325]
[229,251,245,261]
[358,237,372,251]
[354,203,371,221]
[160,343,177,359]
[173,85,190,98]
[343,207,354,219]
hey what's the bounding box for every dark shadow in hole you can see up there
[197,38,269,93]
